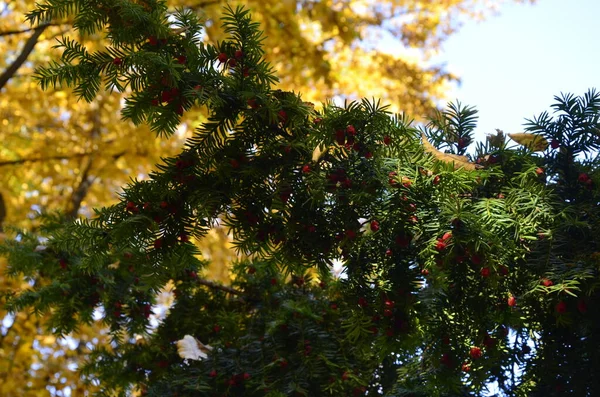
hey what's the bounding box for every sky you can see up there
[437,0,600,142]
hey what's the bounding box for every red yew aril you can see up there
[469,346,482,360]
[217,52,228,63]
[370,220,380,232]
[508,295,517,307]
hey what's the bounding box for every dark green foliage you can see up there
[2,1,600,396]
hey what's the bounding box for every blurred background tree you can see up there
[0,0,533,395]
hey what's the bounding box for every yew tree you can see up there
[2,1,600,397]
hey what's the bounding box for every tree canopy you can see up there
[0,1,536,394]
[6,1,600,397]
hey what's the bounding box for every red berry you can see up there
[577,299,587,314]
[483,335,496,347]
[383,309,393,317]
[179,233,189,243]
[247,98,258,109]
[551,140,560,149]
[358,297,368,307]
[154,238,163,249]
[346,125,356,136]
[243,372,251,380]
[384,300,394,309]
[113,57,123,65]
[441,232,452,241]
[395,235,410,248]
[248,266,256,274]
[302,164,311,174]
[440,353,452,366]
[59,258,68,270]
[160,201,168,209]
[370,220,380,232]
[469,346,482,360]
[385,248,393,256]
[508,295,517,307]
[278,110,288,122]
[157,360,168,368]
[435,239,447,251]
[421,269,429,276]
[176,55,187,64]
[433,175,440,185]
[209,369,217,378]
[217,52,228,63]
[341,371,350,381]
[345,229,356,239]
[480,267,490,278]
[470,254,482,265]
[126,201,138,213]
[578,173,590,183]
[228,58,237,68]
[555,301,567,314]
[542,278,553,287]
[270,278,277,286]
[234,49,244,59]
[364,151,373,159]
[535,167,544,176]
[461,362,470,372]
[148,36,158,46]
[383,135,391,145]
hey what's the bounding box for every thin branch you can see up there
[66,156,96,220]
[197,278,243,295]
[0,152,93,167]
[0,22,59,37]
[0,24,48,90]
[0,192,5,232]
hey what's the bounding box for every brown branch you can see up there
[0,24,48,91]
[66,157,96,220]
[0,193,5,232]
[197,278,243,295]
[0,23,59,37]
[0,152,94,167]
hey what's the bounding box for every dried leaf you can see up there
[508,132,548,152]
[176,335,212,361]
[421,133,482,171]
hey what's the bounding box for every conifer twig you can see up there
[197,279,243,295]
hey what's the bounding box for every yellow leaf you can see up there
[421,133,482,171]
[508,132,548,152]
